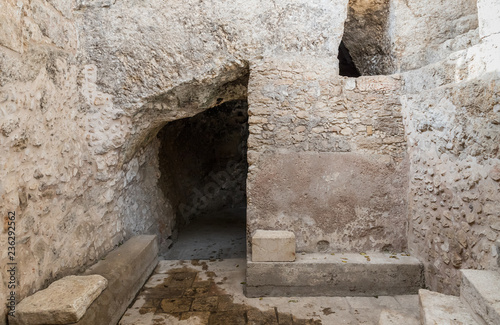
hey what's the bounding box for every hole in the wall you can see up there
[341,0,394,76]
[157,100,249,260]
[317,240,331,253]
[338,41,361,77]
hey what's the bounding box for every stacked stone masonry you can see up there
[247,57,409,253]
[0,0,500,323]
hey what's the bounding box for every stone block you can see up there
[356,76,402,92]
[9,236,158,325]
[246,253,424,297]
[460,269,500,325]
[13,275,107,325]
[419,289,478,325]
[251,230,295,262]
[77,235,158,325]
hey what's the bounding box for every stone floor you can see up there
[161,207,246,260]
[119,258,420,325]
[122,209,420,324]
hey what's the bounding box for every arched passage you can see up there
[118,65,251,259]
[157,100,249,259]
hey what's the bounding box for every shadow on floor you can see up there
[161,207,246,260]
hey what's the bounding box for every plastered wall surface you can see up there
[246,57,409,253]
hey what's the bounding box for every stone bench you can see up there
[11,275,107,325]
[246,252,424,297]
[10,235,158,325]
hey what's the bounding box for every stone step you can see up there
[419,289,479,325]
[461,269,500,325]
[378,309,419,325]
[245,252,424,297]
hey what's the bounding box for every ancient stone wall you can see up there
[247,57,409,253]
[403,73,500,294]
[0,0,349,322]
[1,1,83,322]
[342,0,394,75]
[389,0,479,72]
[1,0,499,321]
[341,0,479,76]
[401,0,500,293]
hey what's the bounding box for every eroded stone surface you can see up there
[402,70,500,294]
[12,275,107,325]
[247,58,408,254]
[378,309,419,325]
[246,253,423,297]
[478,0,500,39]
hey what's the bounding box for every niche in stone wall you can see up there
[341,0,395,76]
[156,100,249,231]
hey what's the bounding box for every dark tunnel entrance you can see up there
[338,41,361,77]
[157,100,249,260]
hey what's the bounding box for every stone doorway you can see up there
[157,100,249,260]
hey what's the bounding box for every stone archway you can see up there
[157,99,249,259]
[116,65,250,254]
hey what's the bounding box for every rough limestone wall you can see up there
[0,0,349,322]
[119,139,175,250]
[1,1,83,323]
[389,0,479,72]
[402,0,500,294]
[75,0,348,258]
[0,1,179,323]
[343,0,394,75]
[403,75,500,294]
[247,57,409,253]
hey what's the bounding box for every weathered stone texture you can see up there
[399,4,500,292]
[402,68,500,294]
[247,58,408,253]
[390,0,479,72]
[418,289,479,325]
[247,59,405,158]
[246,253,423,297]
[12,275,107,325]
[478,0,500,39]
[119,139,175,250]
[1,0,500,321]
[79,235,159,325]
[76,0,348,160]
[343,0,394,75]
[461,269,500,325]
[0,1,349,323]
